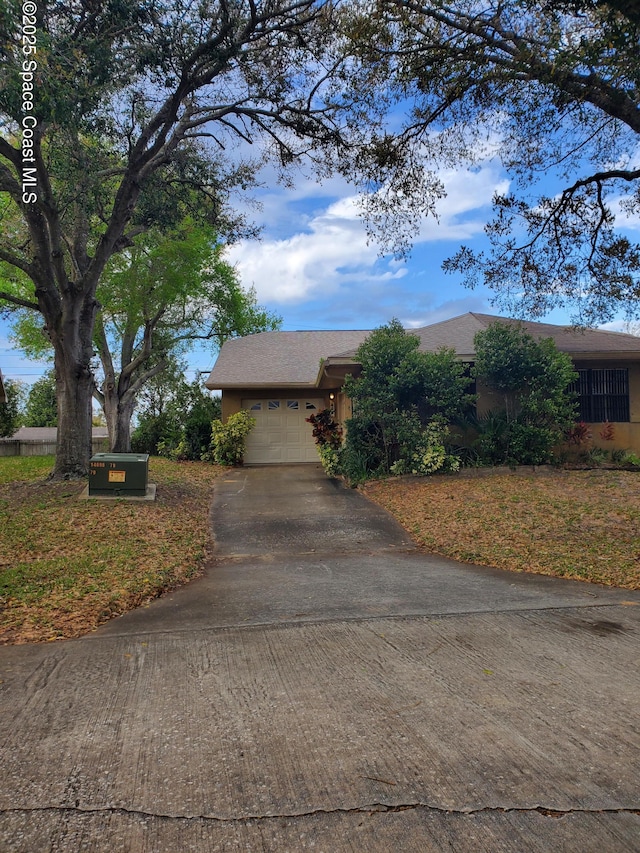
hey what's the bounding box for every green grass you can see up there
[0,455,53,484]
[0,456,226,643]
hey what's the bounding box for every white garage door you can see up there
[242,398,324,464]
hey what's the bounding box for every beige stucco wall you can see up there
[477,362,640,453]
[576,360,640,453]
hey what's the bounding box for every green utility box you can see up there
[89,453,149,497]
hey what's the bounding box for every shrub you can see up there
[318,443,342,477]
[473,322,578,466]
[132,382,221,459]
[205,410,255,465]
[564,421,592,446]
[623,452,640,468]
[344,320,474,477]
[306,408,343,449]
[391,417,460,475]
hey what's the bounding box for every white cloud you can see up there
[228,162,508,305]
[416,167,510,241]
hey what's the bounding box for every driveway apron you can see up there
[1,464,639,851]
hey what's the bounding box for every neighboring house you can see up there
[205,312,640,463]
[0,370,6,404]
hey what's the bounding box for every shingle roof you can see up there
[332,313,640,359]
[205,313,640,389]
[205,330,371,388]
[413,313,640,357]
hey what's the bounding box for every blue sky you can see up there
[1,154,638,389]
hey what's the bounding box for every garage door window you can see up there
[249,402,262,410]
[305,401,317,410]
[287,400,299,410]
[268,400,280,409]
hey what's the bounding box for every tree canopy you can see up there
[345,0,640,324]
[93,222,280,451]
[0,0,374,478]
[23,368,57,427]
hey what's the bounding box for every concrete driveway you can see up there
[1,464,639,851]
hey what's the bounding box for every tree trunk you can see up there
[103,388,136,453]
[53,354,94,480]
[49,292,99,480]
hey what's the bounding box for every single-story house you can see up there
[204,312,640,463]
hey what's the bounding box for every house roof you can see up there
[205,313,640,390]
[329,313,640,360]
[415,313,640,359]
[205,330,371,389]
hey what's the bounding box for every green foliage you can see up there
[471,322,579,465]
[317,443,342,478]
[131,378,221,459]
[422,348,477,421]
[0,0,355,478]
[306,408,343,449]
[342,320,473,479]
[131,411,177,457]
[391,417,460,476]
[623,452,640,468]
[0,379,25,437]
[344,1,640,323]
[205,410,255,466]
[23,370,57,427]
[341,416,387,483]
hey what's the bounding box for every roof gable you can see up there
[205,330,371,388]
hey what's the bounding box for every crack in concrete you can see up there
[2,803,639,824]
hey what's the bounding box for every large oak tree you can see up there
[346,0,640,324]
[0,0,363,478]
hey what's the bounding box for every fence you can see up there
[0,434,110,457]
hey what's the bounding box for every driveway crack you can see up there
[3,803,639,824]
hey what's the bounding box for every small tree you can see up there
[343,320,474,477]
[23,370,57,427]
[0,379,25,437]
[473,322,578,465]
[131,374,221,459]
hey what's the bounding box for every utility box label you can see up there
[108,470,126,483]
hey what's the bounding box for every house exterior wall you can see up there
[574,360,640,453]
[476,361,640,453]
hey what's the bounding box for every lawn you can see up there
[364,468,640,590]
[0,456,226,644]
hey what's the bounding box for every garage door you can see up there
[242,398,324,464]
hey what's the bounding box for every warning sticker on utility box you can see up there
[108,470,126,483]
